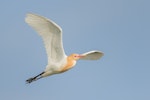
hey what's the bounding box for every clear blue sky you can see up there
[0,0,149,100]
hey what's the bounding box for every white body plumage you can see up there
[25,13,104,83]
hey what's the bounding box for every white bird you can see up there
[25,13,104,83]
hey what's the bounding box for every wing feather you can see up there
[25,13,66,63]
[80,50,104,60]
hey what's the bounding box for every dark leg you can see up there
[26,71,45,83]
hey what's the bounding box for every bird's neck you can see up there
[60,56,76,72]
[67,56,76,67]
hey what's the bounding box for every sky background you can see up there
[0,0,150,100]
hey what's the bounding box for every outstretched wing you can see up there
[80,50,104,60]
[25,13,66,63]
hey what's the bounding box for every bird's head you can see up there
[69,54,84,60]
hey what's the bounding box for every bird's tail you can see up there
[26,71,45,83]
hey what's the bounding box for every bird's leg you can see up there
[26,71,45,83]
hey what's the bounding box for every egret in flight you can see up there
[25,13,104,83]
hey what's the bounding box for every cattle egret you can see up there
[25,13,104,83]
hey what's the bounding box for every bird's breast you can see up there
[60,59,76,73]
